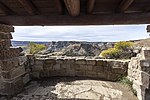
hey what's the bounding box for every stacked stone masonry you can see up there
[31,57,129,81]
[128,47,150,100]
[0,24,30,96]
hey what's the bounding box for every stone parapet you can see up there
[31,57,129,81]
[0,24,30,96]
[128,47,150,100]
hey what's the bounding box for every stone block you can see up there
[86,59,96,65]
[43,64,53,70]
[0,48,21,59]
[26,54,35,65]
[1,66,26,80]
[56,58,64,64]
[76,65,87,70]
[85,65,93,71]
[61,64,71,69]
[0,77,24,96]
[75,70,86,77]
[132,81,146,100]
[127,68,134,77]
[93,66,104,72]
[23,74,30,84]
[57,70,67,76]
[35,59,44,65]
[97,72,107,79]
[85,71,97,78]
[0,58,19,71]
[112,68,126,75]
[66,70,75,76]
[0,39,11,49]
[64,58,75,64]
[139,71,150,88]
[141,49,150,60]
[53,64,61,70]
[32,65,43,72]
[18,56,27,65]
[110,61,123,68]
[107,73,120,81]
[0,24,14,32]
[31,72,40,79]
[45,59,56,64]
[96,60,107,66]
[0,32,12,39]
[76,59,86,65]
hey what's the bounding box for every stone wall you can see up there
[30,57,129,81]
[128,47,150,100]
[0,24,30,96]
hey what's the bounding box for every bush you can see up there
[114,41,133,50]
[100,41,133,59]
[118,77,137,96]
[29,42,46,54]
[100,48,122,59]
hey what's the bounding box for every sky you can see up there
[12,25,149,42]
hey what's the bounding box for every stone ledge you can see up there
[32,57,129,81]
[0,65,26,80]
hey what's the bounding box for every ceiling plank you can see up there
[0,13,150,25]
[119,0,134,12]
[55,0,63,14]
[87,0,95,14]
[18,0,39,15]
[64,0,80,16]
[0,1,15,15]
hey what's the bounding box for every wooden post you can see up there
[147,25,150,32]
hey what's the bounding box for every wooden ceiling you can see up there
[0,0,150,25]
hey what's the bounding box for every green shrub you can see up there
[29,42,46,54]
[100,48,122,59]
[114,41,133,50]
[118,77,137,96]
[100,41,133,59]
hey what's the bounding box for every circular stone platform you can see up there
[0,77,138,100]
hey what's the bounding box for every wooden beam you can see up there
[18,0,39,15]
[144,7,150,12]
[64,0,80,16]
[119,0,134,12]
[55,0,63,14]
[0,1,15,15]
[0,13,150,25]
[87,0,95,14]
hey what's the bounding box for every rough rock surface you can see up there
[39,41,115,56]
[0,77,138,100]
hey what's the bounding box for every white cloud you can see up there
[12,25,149,42]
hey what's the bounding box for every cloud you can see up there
[12,25,149,42]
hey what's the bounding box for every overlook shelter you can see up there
[0,0,150,25]
[1,0,150,100]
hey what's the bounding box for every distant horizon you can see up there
[12,38,148,43]
[12,25,149,42]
